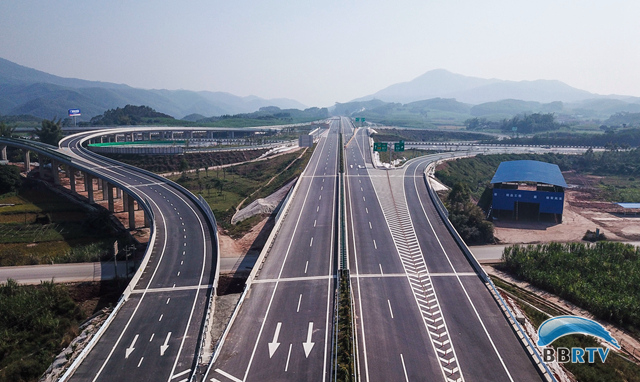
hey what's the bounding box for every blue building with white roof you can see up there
[490,160,567,222]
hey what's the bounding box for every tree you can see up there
[35,117,63,146]
[0,165,23,194]
[0,122,16,138]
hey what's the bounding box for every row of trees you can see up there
[466,113,564,133]
[445,183,494,244]
[502,242,640,328]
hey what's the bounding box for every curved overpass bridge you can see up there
[0,130,219,382]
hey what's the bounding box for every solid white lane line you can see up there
[387,300,394,319]
[297,294,303,312]
[214,369,242,382]
[171,369,191,380]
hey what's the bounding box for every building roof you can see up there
[617,203,640,209]
[490,160,567,188]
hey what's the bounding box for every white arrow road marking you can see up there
[303,322,315,358]
[125,334,139,359]
[268,322,282,358]
[160,332,172,356]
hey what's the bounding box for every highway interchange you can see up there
[9,119,552,381]
[58,132,217,382]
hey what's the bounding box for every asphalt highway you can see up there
[206,120,340,382]
[345,121,543,382]
[57,132,216,382]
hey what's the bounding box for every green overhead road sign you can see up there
[394,141,405,152]
[361,118,365,122]
[373,142,387,152]
[355,118,360,122]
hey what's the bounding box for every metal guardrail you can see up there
[422,162,557,382]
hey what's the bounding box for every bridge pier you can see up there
[1,145,6,161]
[23,150,30,173]
[69,167,76,193]
[85,174,94,203]
[51,159,60,185]
[107,183,114,212]
[128,195,136,229]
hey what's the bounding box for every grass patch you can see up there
[0,181,125,266]
[0,280,84,382]
[501,242,640,331]
[493,274,640,382]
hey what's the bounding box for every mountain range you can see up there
[353,69,640,105]
[0,57,306,120]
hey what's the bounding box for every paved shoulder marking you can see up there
[131,284,213,293]
[252,275,335,284]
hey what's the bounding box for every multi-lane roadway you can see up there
[206,119,341,382]
[344,119,543,381]
[58,132,217,382]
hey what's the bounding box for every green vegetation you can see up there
[465,113,565,134]
[101,149,268,174]
[34,117,63,146]
[0,178,123,266]
[444,183,494,244]
[196,106,329,126]
[502,242,640,329]
[0,122,16,138]
[490,127,640,148]
[372,128,490,143]
[336,98,473,128]
[172,147,314,237]
[335,270,354,381]
[0,166,22,194]
[0,280,84,382]
[90,105,175,126]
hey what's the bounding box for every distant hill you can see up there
[354,69,637,105]
[0,57,306,120]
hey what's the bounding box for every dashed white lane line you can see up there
[304,261,309,274]
[366,207,369,214]
[363,196,366,201]
[297,294,303,312]
[177,271,181,276]
[319,195,322,200]
[388,299,395,319]
[166,298,170,304]
[310,237,314,247]
[149,333,155,342]
[373,239,377,249]
[316,206,319,212]
[369,221,372,229]
[285,343,293,372]
[137,357,144,368]
[159,314,163,322]
[400,354,409,382]
[379,264,384,275]
[314,220,317,227]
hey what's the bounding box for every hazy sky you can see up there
[1,0,639,107]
